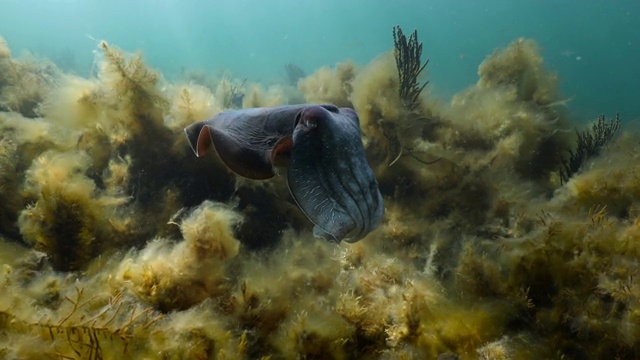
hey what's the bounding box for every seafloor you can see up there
[0,33,639,359]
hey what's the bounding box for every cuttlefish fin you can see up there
[185,120,276,179]
[184,121,212,157]
[207,126,276,180]
[270,135,293,168]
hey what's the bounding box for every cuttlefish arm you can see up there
[184,104,384,242]
[288,105,384,243]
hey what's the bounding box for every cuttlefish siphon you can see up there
[184,104,384,243]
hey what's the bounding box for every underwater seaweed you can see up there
[0,137,21,239]
[349,51,411,165]
[0,41,59,118]
[165,84,220,130]
[38,75,104,131]
[553,130,640,218]
[0,36,10,60]
[98,41,167,122]
[392,25,429,112]
[214,77,246,109]
[284,62,306,86]
[298,61,356,108]
[477,38,559,107]
[18,151,128,271]
[559,113,622,184]
[241,82,285,108]
[94,41,240,239]
[116,201,241,312]
[441,37,573,186]
[349,26,443,171]
[0,286,162,359]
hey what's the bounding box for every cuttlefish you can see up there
[184,104,383,243]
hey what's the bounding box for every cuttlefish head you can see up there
[288,105,384,243]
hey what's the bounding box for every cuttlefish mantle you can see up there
[184,104,384,243]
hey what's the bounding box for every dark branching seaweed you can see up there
[392,25,429,112]
[560,113,621,184]
[230,78,246,109]
[284,63,306,86]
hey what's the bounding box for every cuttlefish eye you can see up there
[294,104,338,129]
[299,107,324,130]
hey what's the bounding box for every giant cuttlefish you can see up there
[184,104,383,243]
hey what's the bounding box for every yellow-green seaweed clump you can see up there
[443,38,571,183]
[165,84,221,130]
[477,37,559,106]
[554,129,640,217]
[38,75,104,131]
[116,201,241,311]
[349,51,407,165]
[0,137,21,237]
[298,61,357,107]
[0,37,59,118]
[18,151,127,271]
[0,36,10,59]
[98,40,168,125]
[241,82,286,108]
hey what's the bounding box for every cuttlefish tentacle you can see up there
[184,104,384,243]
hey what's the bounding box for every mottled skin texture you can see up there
[184,104,383,243]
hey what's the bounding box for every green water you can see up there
[0,0,637,121]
